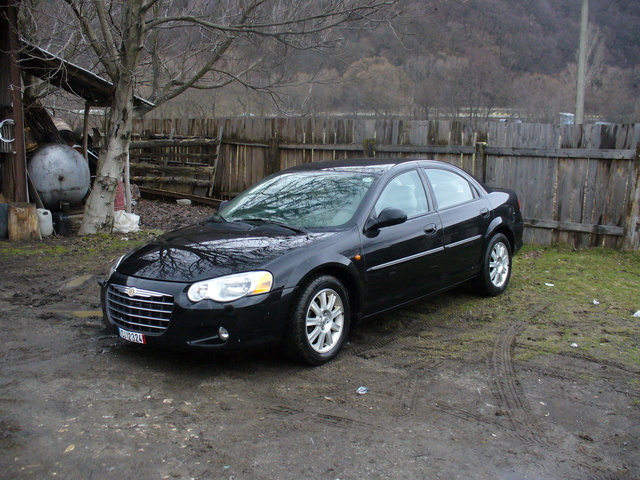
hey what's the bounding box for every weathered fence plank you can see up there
[623,146,640,250]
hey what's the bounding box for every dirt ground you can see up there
[1,200,639,480]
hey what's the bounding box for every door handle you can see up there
[480,208,490,218]
[423,223,438,235]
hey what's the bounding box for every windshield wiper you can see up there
[235,218,307,234]
[200,212,227,224]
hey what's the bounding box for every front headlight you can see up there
[187,271,273,303]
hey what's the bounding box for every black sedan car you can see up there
[102,159,523,365]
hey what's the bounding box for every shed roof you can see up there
[19,40,154,109]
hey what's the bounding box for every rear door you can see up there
[423,167,493,284]
[361,169,445,314]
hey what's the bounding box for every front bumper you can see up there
[101,272,295,351]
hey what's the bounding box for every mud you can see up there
[0,221,638,479]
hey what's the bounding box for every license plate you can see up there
[119,328,146,344]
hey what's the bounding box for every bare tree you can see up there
[22,0,408,234]
[341,56,410,116]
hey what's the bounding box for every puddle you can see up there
[62,274,94,290]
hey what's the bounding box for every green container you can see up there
[0,203,8,238]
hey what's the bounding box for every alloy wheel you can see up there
[489,241,510,288]
[305,288,345,353]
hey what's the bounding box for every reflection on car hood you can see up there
[118,223,333,282]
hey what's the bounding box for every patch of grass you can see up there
[510,246,640,368]
[399,245,640,370]
[515,246,639,310]
[0,232,151,258]
[0,232,154,279]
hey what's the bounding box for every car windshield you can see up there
[219,170,378,228]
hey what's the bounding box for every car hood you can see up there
[117,222,334,282]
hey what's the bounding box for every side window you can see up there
[425,169,475,209]
[374,170,429,218]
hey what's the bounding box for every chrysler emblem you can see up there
[126,287,137,297]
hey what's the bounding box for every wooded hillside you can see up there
[139,0,640,123]
[22,0,640,124]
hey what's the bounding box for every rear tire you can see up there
[283,275,350,366]
[473,233,512,296]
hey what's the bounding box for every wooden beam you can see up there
[130,162,216,175]
[130,153,217,162]
[485,146,636,160]
[82,103,90,162]
[129,138,220,149]
[376,144,476,155]
[137,186,224,207]
[209,126,224,196]
[218,141,636,161]
[524,218,624,236]
[131,176,213,187]
[1,0,27,202]
[279,143,364,151]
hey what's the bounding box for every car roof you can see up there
[283,158,448,174]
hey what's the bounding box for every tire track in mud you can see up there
[520,361,640,399]
[392,359,446,418]
[246,303,625,479]
[257,309,449,391]
[491,305,617,480]
[344,310,468,420]
[259,307,487,430]
[345,306,471,362]
[246,310,451,436]
[261,402,378,434]
[346,313,443,360]
[492,316,547,445]
[431,402,497,426]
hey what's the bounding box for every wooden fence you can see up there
[131,117,640,249]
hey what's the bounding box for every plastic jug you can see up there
[37,208,54,237]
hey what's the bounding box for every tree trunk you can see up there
[78,82,135,235]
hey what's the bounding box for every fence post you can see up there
[622,142,640,251]
[475,142,487,183]
[266,136,280,177]
[363,138,376,158]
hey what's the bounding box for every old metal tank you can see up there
[28,144,91,210]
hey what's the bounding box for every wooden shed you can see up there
[0,0,152,205]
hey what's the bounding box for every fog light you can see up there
[218,327,230,342]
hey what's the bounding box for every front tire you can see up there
[473,233,512,296]
[284,275,350,366]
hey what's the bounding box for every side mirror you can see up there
[217,200,229,212]
[201,200,230,224]
[365,207,407,231]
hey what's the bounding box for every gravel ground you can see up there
[132,197,218,231]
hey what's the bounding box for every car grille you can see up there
[107,284,174,334]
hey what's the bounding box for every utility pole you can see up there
[575,0,589,124]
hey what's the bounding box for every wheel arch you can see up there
[485,218,515,253]
[292,263,363,327]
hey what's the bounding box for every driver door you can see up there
[361,170,445,315]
